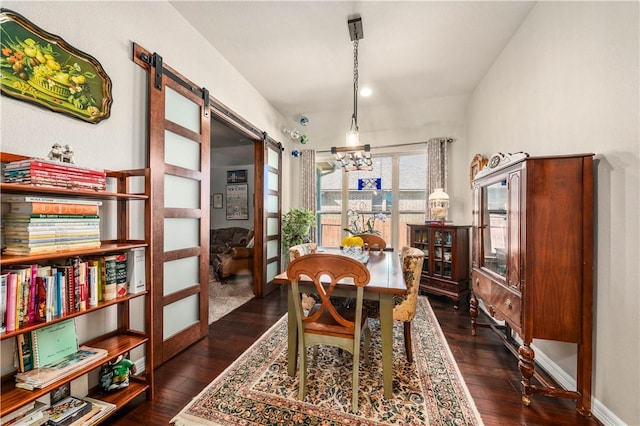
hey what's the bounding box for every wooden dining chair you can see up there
[358,233,387,252]
[288,243,318,310]
[363,246,424,363]
[286,253,371,413]
[393,246,425,363]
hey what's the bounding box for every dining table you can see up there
[273,248,407,399]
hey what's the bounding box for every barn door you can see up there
[134,44,210,367]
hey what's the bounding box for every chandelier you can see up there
[332,16,372,172]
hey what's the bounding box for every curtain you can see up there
[426,138,449,219]
[300,149,316,242]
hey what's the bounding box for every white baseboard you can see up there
[532,345,624,426]
[475,304,623,425]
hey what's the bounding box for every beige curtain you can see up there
[300,149,316,242]
[427,138,450,219]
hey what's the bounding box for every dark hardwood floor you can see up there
[106,289,602,425]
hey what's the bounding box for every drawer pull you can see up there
[505,299,513,310]
[489,306,496,317]
[475,278,480,287]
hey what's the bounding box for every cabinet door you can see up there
[410,226,430,275]
[506,171,521,291]
[471,186,481,267]
[432,229,453,279]
[480,179,508,278]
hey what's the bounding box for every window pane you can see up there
[317,151,427,249]
[398,154,427,247]
[346,157,391,244]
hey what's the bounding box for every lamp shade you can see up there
[346,130,359,147]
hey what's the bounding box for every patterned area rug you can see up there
[173,296,483,425]
[208,274,254,324]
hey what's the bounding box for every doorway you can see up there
[209,117,256,313]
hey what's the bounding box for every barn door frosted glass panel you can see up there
[163,295,199,339]
[267,239,278,259]
[164,218,199,251]
[165,175,200,209]
[165,87,200,133]
[267,195,278,214]
[265,145,281,281]
[268,148,279,169]
[164,257,200,295]
[267,171,278,192]
[165,130,201,171]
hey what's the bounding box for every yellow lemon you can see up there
[342,235,364,247]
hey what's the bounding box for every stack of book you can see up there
[1,196,101,256]
[0,400,49,426]
[2,159,106,192]
[14,320,107,390]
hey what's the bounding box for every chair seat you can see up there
[306,304,368,337]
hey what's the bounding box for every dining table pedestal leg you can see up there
[379,293,394,399]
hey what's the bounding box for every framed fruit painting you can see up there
[0,8,112,124]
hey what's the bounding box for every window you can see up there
[317,151,427,249]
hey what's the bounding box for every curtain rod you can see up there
[315,138,453,154]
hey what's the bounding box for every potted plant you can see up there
[343,208,387,236]
[281,208,316,259]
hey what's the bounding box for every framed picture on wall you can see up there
[0,8,113,124]
[212,193,223,209]
[227,169,247,183]
[226,184,248,220]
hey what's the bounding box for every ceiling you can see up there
[171,1,536,164]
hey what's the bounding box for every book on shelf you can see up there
[114,252,127,298]
[0,400,48,426]
[0,401,36,426]
[1,273,7,332]
[31,319,78,368]
[26,264,38,325]
[3,241,101,256]
[87,265,98,308]
[3,158,105,175]
[101,255,117,302]
[43,397,91,426]
[15,346,108,390]
[45,276,56,322]
[127,247,146,294]
[8,203,100,216]
[3,267,31,328]
[52,265,74,315]
[5,272,17,332]
[0,196,103,206]
[15,332,34,373]
[70,397,115,426]
[2,214,100,222]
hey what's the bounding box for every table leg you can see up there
[287,288,297,376]
[379,293,394,398]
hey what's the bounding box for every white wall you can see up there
[466,2,639,425]
[0,1,289,375]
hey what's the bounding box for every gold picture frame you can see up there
[469,154,488,188]
[0,8,112,124]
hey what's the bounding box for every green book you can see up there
[31,318,78,368]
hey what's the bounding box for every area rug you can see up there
[173,296,484,425]
[208,274,254,324]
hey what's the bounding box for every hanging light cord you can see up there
[351,38,359,131]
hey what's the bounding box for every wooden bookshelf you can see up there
[0,152,153,420]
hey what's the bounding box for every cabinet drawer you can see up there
[472,271,521,328]
[472,271,492,301]
[491,283,521,328]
